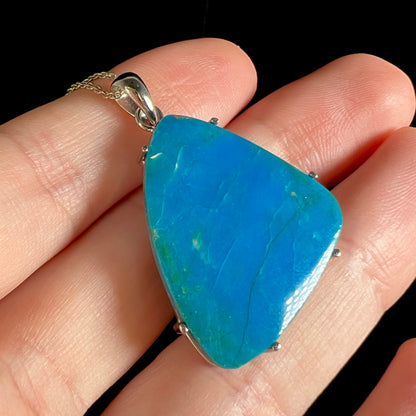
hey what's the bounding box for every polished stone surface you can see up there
[144,115,342,368]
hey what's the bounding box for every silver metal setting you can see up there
[140,145,149,165]
[268,341,282,352]
[173,320,190,335]
[308,171,319,179]
[173,319,217,365]
[111,73,163,132]
[209,117,219,125]
[332,248,342,257]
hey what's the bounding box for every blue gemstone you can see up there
[144,115,342,368]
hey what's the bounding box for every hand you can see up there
[0,38,415,415]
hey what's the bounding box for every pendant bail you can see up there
[111,72,163,132]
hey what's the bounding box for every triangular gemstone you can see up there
[144,115,342,368]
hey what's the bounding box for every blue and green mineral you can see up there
[143,115,342,369]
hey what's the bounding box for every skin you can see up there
[0,38,415,415]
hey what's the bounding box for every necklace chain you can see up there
[66,71,122,99]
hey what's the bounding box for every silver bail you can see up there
[111,72,163,132]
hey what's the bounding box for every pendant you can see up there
[112,74,343,369]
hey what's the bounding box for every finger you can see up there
[228,53,415,187]
[0,190,173,415]
[354,339,416,416]
[0,38,257,298]
[102,128,416,416]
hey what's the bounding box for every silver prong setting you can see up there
[140,145,149,165]
[178,322,189,334]
[268,341,282,352]
[173,320,189,335]
[209,117,219,125]
[332,248,342,258]
[308,171,319,179]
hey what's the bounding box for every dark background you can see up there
[1,2,415,415]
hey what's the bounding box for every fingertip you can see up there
[330,53,415,128]
[395,337,416,373]
[355,338,416,415]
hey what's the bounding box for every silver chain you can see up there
[66,72,122,99]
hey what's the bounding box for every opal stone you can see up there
[144,115,342,369]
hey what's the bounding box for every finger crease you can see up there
[6,131,86,233]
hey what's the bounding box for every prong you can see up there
[172,320,216,365]
[308,171,319,179]
[209,117,219,125]
[140,145,149,165]
[332,248,342,258]
[173,320,189,335]
[268,341,282,352]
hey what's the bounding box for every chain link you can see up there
[66,71,122,99]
